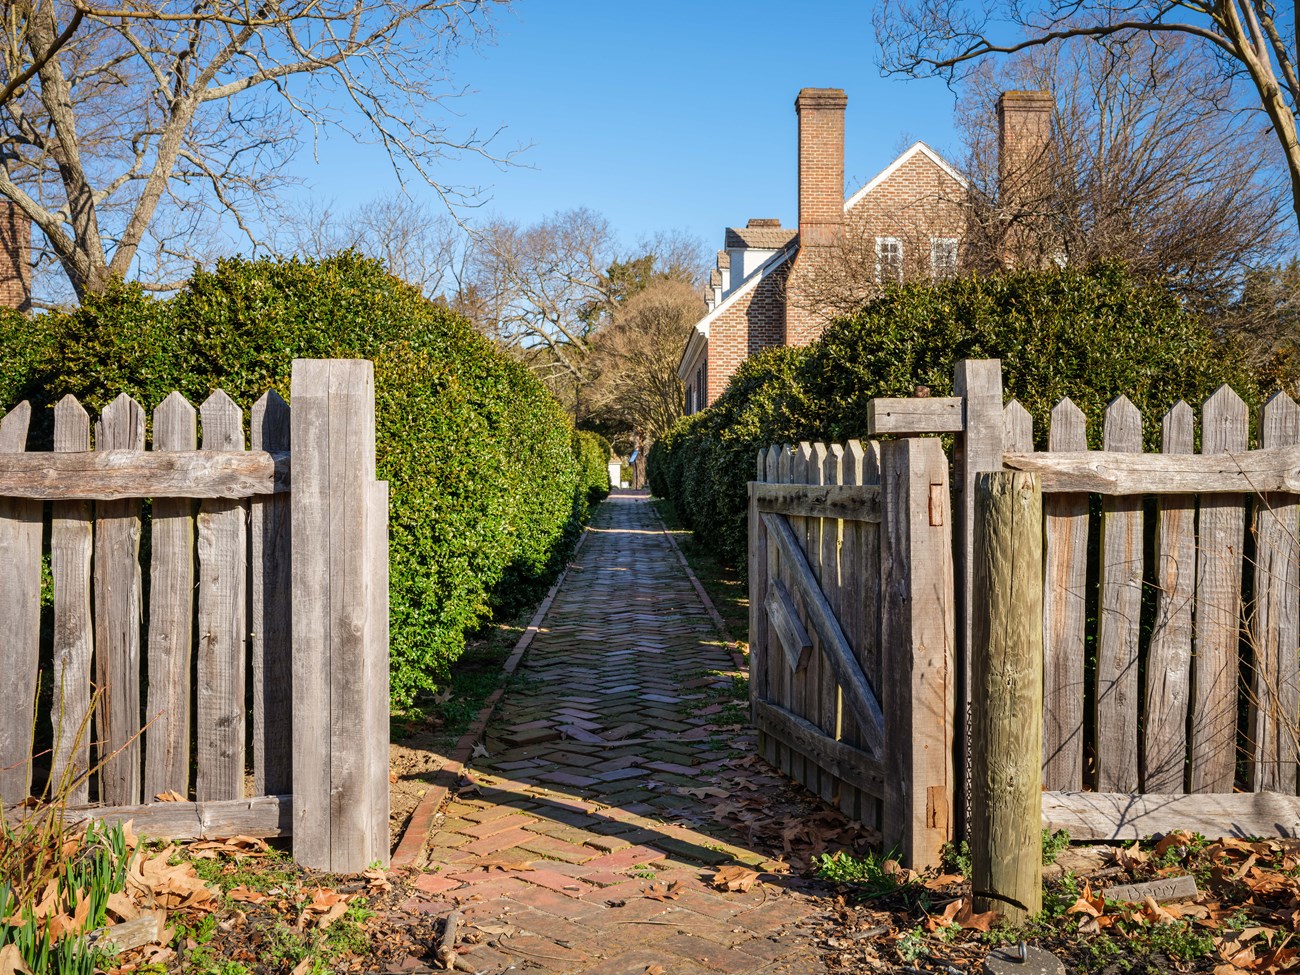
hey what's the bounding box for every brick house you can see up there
[679,87,1051,412]
[0,200,30,312]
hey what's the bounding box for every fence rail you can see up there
[0,359,388,873]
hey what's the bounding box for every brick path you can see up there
[400,493,829,975]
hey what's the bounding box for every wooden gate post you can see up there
[291,359,390,872]
[971,470,1043,925]
[880,436,955,868]
[953,360,1004,834]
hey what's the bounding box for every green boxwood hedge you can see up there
[0,254,586,707]
[649,264,1265,571]
[573,430,613,508]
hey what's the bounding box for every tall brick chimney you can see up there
[997,90,1053,266]
[0,200,31,312]
[787,87,847,346]
[795,88,847,249]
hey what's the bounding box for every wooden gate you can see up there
[748,436,955,866]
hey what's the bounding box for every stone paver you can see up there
[403,493,828,973]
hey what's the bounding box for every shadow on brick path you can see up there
[398,492,835,975]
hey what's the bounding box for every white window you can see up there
[876,237,903,283]
[931,237,959,279]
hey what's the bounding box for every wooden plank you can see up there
[143,392,196,801]
[1095,396,1143,793]
[0,402,40,806]
[775,445,797,781]
[866,396,964,435]
[0,449,288,500]
[749,450,774,767]
[792,441,817,797]
[292,359,387,872]
[251,391,293,796]
[819,443,845,808]
[753,482,882,522]
[752,699,886,797]
[952,359,1004,837]
[766,579,811,671]
[805,442,832,803]
[50,396,94,804]
[1001,443,1300,494]
[838,440,870,822]
[880,436,957,869]
[1144,401,1196,794]
[325,360,385,873]
[366,479,391,867]
[196,391,248,802]
[1003,399,1033,452]
[292,360,334,869]
[1042,790,1300,841]
[1250,391,1300,793]
[761,445,786,772]
[971,470,1043,923]
[59,795,293,840]
[763,510,886,751]
[94,394,146,807]
[1042,398,1088,792]
[1191,385,1248,793]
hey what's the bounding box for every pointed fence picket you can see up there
[0,360,388,873]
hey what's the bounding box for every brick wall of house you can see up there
[704,264,788,405]
[845,152,969,280]
[0,201,31,311]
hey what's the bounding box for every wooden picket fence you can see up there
[0,359,389,873]
[750,358,1300,868]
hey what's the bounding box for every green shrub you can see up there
[0,255,582,706]
[573,430,613,508]
[650,264,1263,572]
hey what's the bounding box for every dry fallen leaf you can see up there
[711,865,761,892]
[227,886,268,904]
[478,859,534,873]
[645,966,666,975]
[643,881,682,902]
[471,743,489,759]
[152,790,186,802]
[0,944,31,975]
[364,868,393,892]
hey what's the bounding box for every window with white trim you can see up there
[931,237,959,279]
[876,237,903,283]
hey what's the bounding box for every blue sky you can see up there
[291,0,967,254]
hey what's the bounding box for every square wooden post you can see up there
[880,436,956,867]
[952,359,1004,836]
[291,359,390,872]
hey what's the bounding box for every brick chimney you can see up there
[0,200,31,311]
[787,87,846,346]
[997,90,1053,265]
[795,88,847,250]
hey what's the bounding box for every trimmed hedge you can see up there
[649,265,1264,571]
[1,254,585,707]
[573,430,613,508]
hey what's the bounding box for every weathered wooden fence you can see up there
[0,359,389,872]
[750,357,1300,869]
[748,436,955,868]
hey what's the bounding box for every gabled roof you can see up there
[724,225,798,250]
[844,141,968,211]
[677,245,794,379]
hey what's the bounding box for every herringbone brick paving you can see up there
[403,493,830,974]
